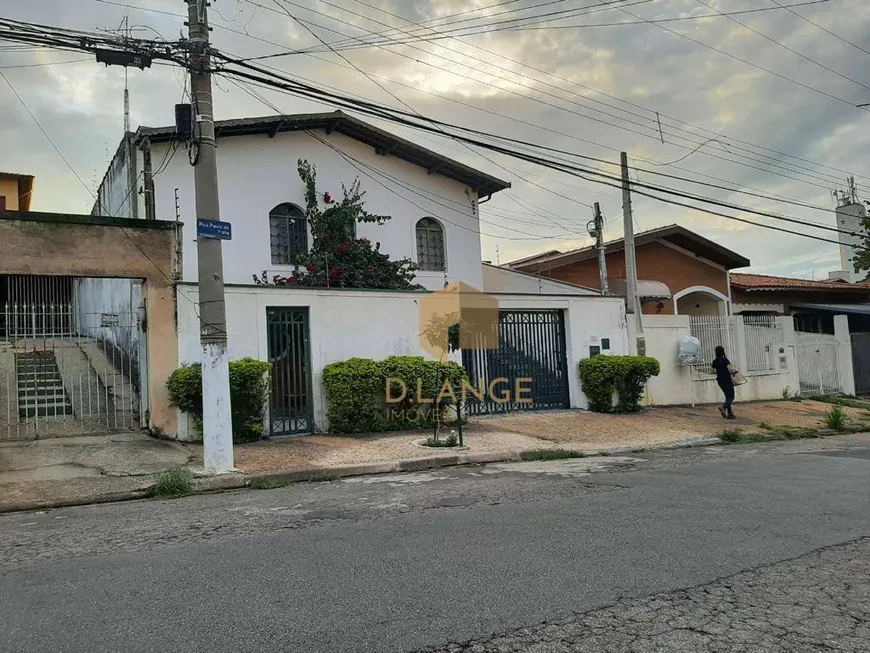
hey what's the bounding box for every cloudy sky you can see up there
[2,0,869,279]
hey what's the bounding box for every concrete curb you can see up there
[0,436,723,513]
[0,489,153,514]
[243,436,722,485]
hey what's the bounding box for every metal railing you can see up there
[689,315,737,371]
[743,315,783,372]
[795,331,842,397]
[0,304,141,441]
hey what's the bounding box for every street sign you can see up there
[197,219,232,240]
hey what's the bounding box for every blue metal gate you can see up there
[462,310,570,414]
[267,307,313,435]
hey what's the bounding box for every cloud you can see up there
[2,0,869,282]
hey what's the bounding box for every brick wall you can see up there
[524,241,729,315]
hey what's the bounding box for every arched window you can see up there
[416,218,445,271]
[270,203,308,265]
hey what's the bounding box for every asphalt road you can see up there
[2,434,870,653]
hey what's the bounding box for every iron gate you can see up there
[0,302,142,441]
[852,332,870,395]
[267,307,312,435]
[795,331,842,397]
[462,310,570,414]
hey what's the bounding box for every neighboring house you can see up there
[731,273,870,334]
[0,172,34,212]
[509,224,750,316]
[94,110,630,437]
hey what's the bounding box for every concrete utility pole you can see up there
[186,0,233,473]
[621,152,644,351]
[589,202,608,295]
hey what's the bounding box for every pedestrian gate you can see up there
[795,331,842,397]
[267,307,312,435]
[462,310,570,414]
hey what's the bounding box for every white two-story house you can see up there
[95,110,628,437]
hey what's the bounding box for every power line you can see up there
[317,0,829,51]
[213,61,859,243]
[769,0,870,58]
[692,0,870,93]
[226,75,573,241]
[238,0,857,189]
[216,52,840,218]
[610,0,868,111]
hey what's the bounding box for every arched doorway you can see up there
[674,286,729,316]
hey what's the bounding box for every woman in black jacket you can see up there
[712,345,736,419]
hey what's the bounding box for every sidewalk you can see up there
[0,433,194,512]
[233,399,864,476]
[1,400,865,512]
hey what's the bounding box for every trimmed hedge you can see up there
[578,355,660,413]
[166,357,271,443]
[322,355,466,434]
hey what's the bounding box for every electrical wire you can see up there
[769,0,870,58]
[236,0,857,190]
[213,62,862,244]
[692,0,870,93]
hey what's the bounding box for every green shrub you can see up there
[578,355,661,413]
[719,429,743,444]
[322,355,466,434]
[166,357,271,444]
[152,469,194,499]
[825,404,846,430]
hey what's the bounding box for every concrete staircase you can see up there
[15,351,74,419]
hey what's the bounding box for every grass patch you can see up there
[152,469,194,499]
[308,473,337,483]
[719,429,744,443]
[523,449,587,461]
[825,405,847,430]
[425,433,460,448]
[248,477,294,490]
[812,395,870,411]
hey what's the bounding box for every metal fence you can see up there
[0,304,141,441]
[743,315,783,372]
[688,315,737,371]
[794,331,842,397]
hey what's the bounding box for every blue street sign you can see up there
[197,219,232,240]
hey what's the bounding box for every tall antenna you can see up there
[849,176,858,204]
[123,14,130,133]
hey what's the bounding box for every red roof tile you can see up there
[731,273,870,292]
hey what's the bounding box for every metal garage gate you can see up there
[462,310,570,414]
[851,332,870,396]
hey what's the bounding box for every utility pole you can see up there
[186,0,234,473]
[621,152,644,352]
[587,202,608,295]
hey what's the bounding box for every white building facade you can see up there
[95,110,631,437]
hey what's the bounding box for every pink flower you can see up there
[329,267,340,279]
[306,263,317,273]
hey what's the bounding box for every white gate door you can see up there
[795,332,842,397]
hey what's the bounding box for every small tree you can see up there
[254,159,423,290]
[852,214,870,280]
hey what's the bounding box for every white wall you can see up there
[73,278,141,362]
[482,264,596,295]
[175,285,628,436]
[641,314,802,406]
[152,129,485,291]
[92,135,143,219]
